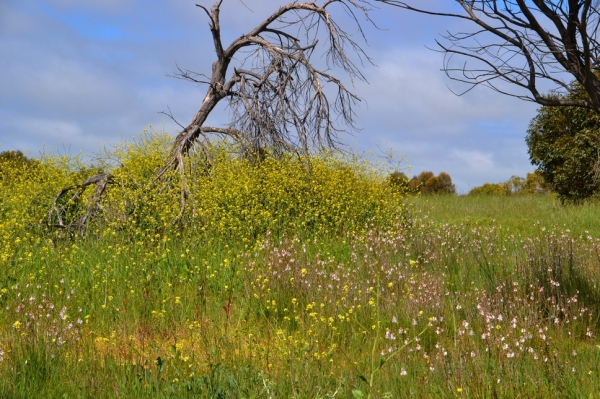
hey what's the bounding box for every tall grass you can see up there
[2,137,600,397]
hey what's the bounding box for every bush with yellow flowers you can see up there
[1,130,406,255]
[188,143,406,241]
[0,150,89,264]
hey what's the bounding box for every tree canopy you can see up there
[389,170,456,195]
[526,87,600,202]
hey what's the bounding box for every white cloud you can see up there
[355,49,538,137]
[14,59,132,116]
[451,149,495,172]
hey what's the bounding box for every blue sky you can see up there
[0,0,541,193]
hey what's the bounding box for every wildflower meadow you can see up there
[1,132,600,398]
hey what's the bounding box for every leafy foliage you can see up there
[523,171,550,194]
[526,91,600,203]
[0,150,39,171]
[387,171,411,193]
[468,182,509,196]
[422,172,456,195]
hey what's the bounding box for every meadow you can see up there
[1,134,600,398]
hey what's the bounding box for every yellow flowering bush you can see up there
[189,144,406,240]
[0,151,86,264]
[1,131,406,255]
[99,133,181,233]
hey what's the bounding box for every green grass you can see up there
[3,192,600,398]
[414,194,600,237]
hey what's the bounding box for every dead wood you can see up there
[158,0,376,177]
[380,1,600,111]
[48,173,112,235]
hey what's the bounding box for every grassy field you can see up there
[414,194,600,238]
[2,142,600,397]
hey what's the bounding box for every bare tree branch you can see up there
[48,173,113,235]
[162,0,377,173]
[159,106,185,130]
[379,0,600,111]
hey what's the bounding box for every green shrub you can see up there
[388,170,411,193]
[468,183,509,196]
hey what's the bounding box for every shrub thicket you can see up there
[387,170,411,193]
[0,132,407,259]
[468,182,509,196]
[0,150,39,171]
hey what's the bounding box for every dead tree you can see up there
[379,1,600,111]
[158,0,375,176]
[48,173,113,235]
[49,0,377,233]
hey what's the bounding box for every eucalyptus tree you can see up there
[526,88,600,202]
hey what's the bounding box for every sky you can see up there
[0,0,542,193]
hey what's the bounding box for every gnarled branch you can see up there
[48,173,113,235]
[162,0,376,172]
[380,0,600,111]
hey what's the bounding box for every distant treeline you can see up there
[388,169,550,196]
[467,171,550,196]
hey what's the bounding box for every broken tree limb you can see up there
[48,172,113,235]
